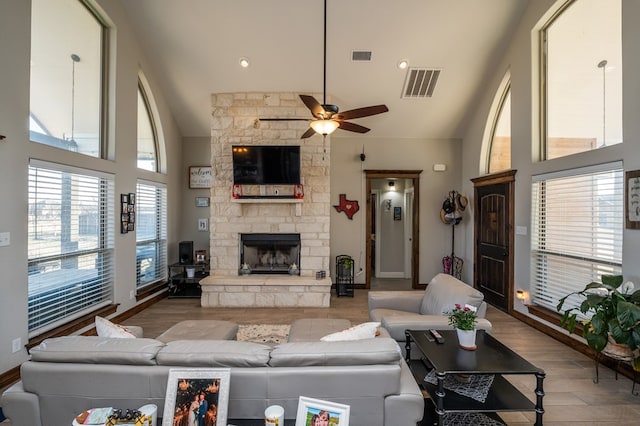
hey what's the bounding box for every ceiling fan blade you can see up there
[300,127,317,139]
[299,95,326,118]
[335,105,389,120]
[338,121,370,134]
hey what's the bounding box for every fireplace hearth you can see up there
[240,233,301,275]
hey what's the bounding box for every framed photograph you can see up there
[198,218,209,232]
[121,194,128,203]
[127,222,135,231]
[393,206,402,221]
[626,170,640,230]
[189,166,213,189]
[195,250,207,264]
[195,197,210,207]
[295,396,350,426]
[128,193,136,204]
[162,368,230,426]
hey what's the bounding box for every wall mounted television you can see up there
[232,145,301,185]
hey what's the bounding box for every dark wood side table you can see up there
[405,329,545,426]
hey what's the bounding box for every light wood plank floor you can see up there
[122,289,640,425]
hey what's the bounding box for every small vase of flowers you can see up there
[447,303,479,350]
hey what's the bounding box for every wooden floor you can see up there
[122,289,640,425]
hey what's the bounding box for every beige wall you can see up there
[460,0,640,327]
[330,137,463,284]
[0,0,183,373]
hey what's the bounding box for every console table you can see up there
[405,329,545,426]
[167,262,209,298]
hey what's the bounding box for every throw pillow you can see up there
[320,321,381,342]
[95,316,136,339]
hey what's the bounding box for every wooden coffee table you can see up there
[405,329,545,426]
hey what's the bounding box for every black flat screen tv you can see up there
[232,145,301,185]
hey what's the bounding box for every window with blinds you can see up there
[28,160,114,335]
[531,162,623,315]
[136,181,167,288]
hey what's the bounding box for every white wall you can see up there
[0,0,183,374]
[330,137,464,284]
[460,0,640,326]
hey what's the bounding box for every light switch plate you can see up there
[0,232,10,246]
[516,226,527,236]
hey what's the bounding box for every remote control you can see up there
[429,329,445,344]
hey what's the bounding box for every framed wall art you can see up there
[162,368,230,426]
[195,197,210,207]
[189,166,212,189]
[626,170,640,229]
[120,192,135,233]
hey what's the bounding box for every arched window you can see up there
[137,81,158,171]
[541,0,622,160]
[488,85,511,174]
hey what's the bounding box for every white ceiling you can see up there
[119,0,528,139]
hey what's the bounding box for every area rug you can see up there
[236,324,290,345]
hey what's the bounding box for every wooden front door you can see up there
[471,170,516,312]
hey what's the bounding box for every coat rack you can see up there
[440,190,467,279]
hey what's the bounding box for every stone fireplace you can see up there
[239,233,301,274]
[199,92,332,308]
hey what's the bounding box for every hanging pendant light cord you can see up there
[322,0,327,106]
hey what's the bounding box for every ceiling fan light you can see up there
[310,119,339,135]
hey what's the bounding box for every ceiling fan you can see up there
[260,0,388,139]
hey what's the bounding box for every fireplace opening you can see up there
[240,233,300,274]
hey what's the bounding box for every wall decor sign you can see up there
[195,197,210,207]
[626,170,640,229]
[120,193,135,234]
[333,193,360,220]
[394,206,402,221]
[189,166,212,189]
[198,218,209,232]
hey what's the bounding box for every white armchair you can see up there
[368,273,492,348]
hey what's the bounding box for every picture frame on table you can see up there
[162,368,230,426]
[626,170,640,230]
[295,396,350,426]
[195,249,207,264]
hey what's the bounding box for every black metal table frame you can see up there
[405,329,545,426]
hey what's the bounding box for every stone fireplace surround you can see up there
[200,92,332,308]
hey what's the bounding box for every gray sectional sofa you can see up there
[1,319,424,426]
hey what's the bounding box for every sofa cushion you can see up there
[268,337,401,367]
[156,340,271,367]
[320,322,380,342]
[95,316,137,338]
[288,318,351,342]
[419,273,484,315]
[29,336,163,365]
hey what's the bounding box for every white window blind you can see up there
[531,162,623,314]
[28,160,114,335]
[136,181,167,288]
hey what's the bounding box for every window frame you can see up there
[135,180,168,289]
[137,80,159,172]
[27,159,115,336]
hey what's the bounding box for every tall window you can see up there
[136,181,167,288]
[137,82,158,171]
[28,160,114,334]
[30,0,106,157]
[488,86,511,173]
[530,162,623,315]
[541,0,622,160]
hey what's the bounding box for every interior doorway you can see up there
[365,170,422,289]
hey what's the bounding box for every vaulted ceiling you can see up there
[119,0,528,139]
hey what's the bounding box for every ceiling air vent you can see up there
[352,51,372,61]
[402,68,440,98]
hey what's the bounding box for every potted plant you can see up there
[557,275,640,370]
[447,303,478,350]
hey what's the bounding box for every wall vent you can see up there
[351,51,372,61]
[402,68,441,98]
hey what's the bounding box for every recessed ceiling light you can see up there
[397,60,409,70]
[239,57,250,68]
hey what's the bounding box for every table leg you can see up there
[534,370,545,426]
[405,330,412,362]
[435,371,446,426]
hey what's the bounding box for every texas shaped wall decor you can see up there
[334,194,360,220]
